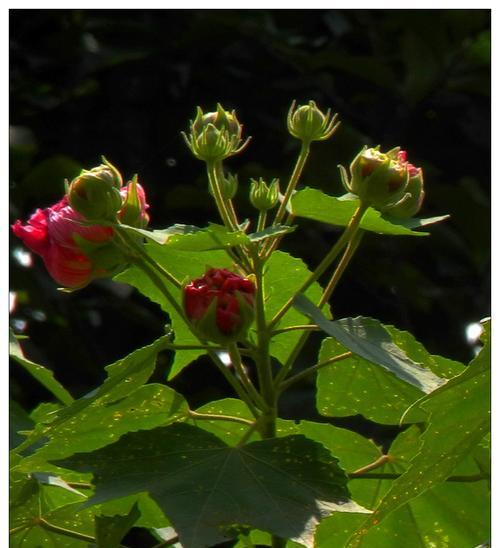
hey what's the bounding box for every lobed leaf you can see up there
[346,319,491,546]
[316,326,464,424]
[55,423,369,548]
[294,295,445,395]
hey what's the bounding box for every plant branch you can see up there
[116,226,181,288]
[319,230,364,308]
[263,141,310,259]
[349,472,489,483]
[268,204,367,330]
[228,343,268,411]
[278,351,352,393]
[270,324,320,336]
[38,518,96,543]
[188,409,254,426]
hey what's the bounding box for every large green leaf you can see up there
[291,188,448,236]
[316,326,464,424]
[264,252,327,366]
[115,244,233,379]
[16,383,188,474]
[10,329,74,406]
[14,336,168,459]
[346,319,491,546]
[316,426,490,548]
[10,471,95,547]
[294,295,445,394]
[55,423,369,548]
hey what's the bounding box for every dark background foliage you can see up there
[10,9,490,438]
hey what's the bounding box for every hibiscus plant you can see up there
[10,101,490,547]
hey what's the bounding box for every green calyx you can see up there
[67,157,124,221]
[287,100,340,143]
[341,146,412,212]
[189,291,255,345]
[182,104,251,162]
[249,177,280,211]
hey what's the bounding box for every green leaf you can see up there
[316,426,490,548]
[95,502,141,548]
[264,252,328,366]
[316,326,464,424]
[115,245,233,379]
[189,398,258,445]
[10,329,74,406]
[94,493,170,529]
[14,336,169,460]
[55,423,369,548]
[16,383,188,474]
[294,295,445,394]
[10,472,95,547]
[346,319,491,546]
[248,224,296,242]
[10,399,34,449]
[291,188,448,236]
[121,222,249,249]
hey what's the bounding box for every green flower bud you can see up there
[67,159,124,220]
[182,104,250,163]
[220,172,239,200]
[287,100,340,143]
[341,146,419,212]
[249,178,280,211]
[382,167,425,218]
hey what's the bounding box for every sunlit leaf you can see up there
[291,188,448,236]
[55,423,369,548]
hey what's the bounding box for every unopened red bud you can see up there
[183,268,255,344]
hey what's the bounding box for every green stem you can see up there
[269,204,367,330]
[188,409,254,426]
[228,342,268,411]
[271,324,320,336]
[278,351,352,394]
[115,230,259,419]
[207,161,237,231]
[350,473,489,483]
[319,230,364,308]
[116,226,181,288]
[273,205,367,387]
[38,518,96,543]
[263,141,311,259]
[274,141,310,227]
[253,256,275,416]
[215,161,240,229]
[256,210,267,233]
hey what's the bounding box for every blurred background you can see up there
[10,10,490,426]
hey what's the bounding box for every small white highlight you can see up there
[13,247,33,268]
[465,322,483,345]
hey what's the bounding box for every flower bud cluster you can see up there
[184,268,255,344]
[340,146,424,217]
[287,100,340,143]
[12,159,150,288]
[183,104,250,163]
[249,177,280,211]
